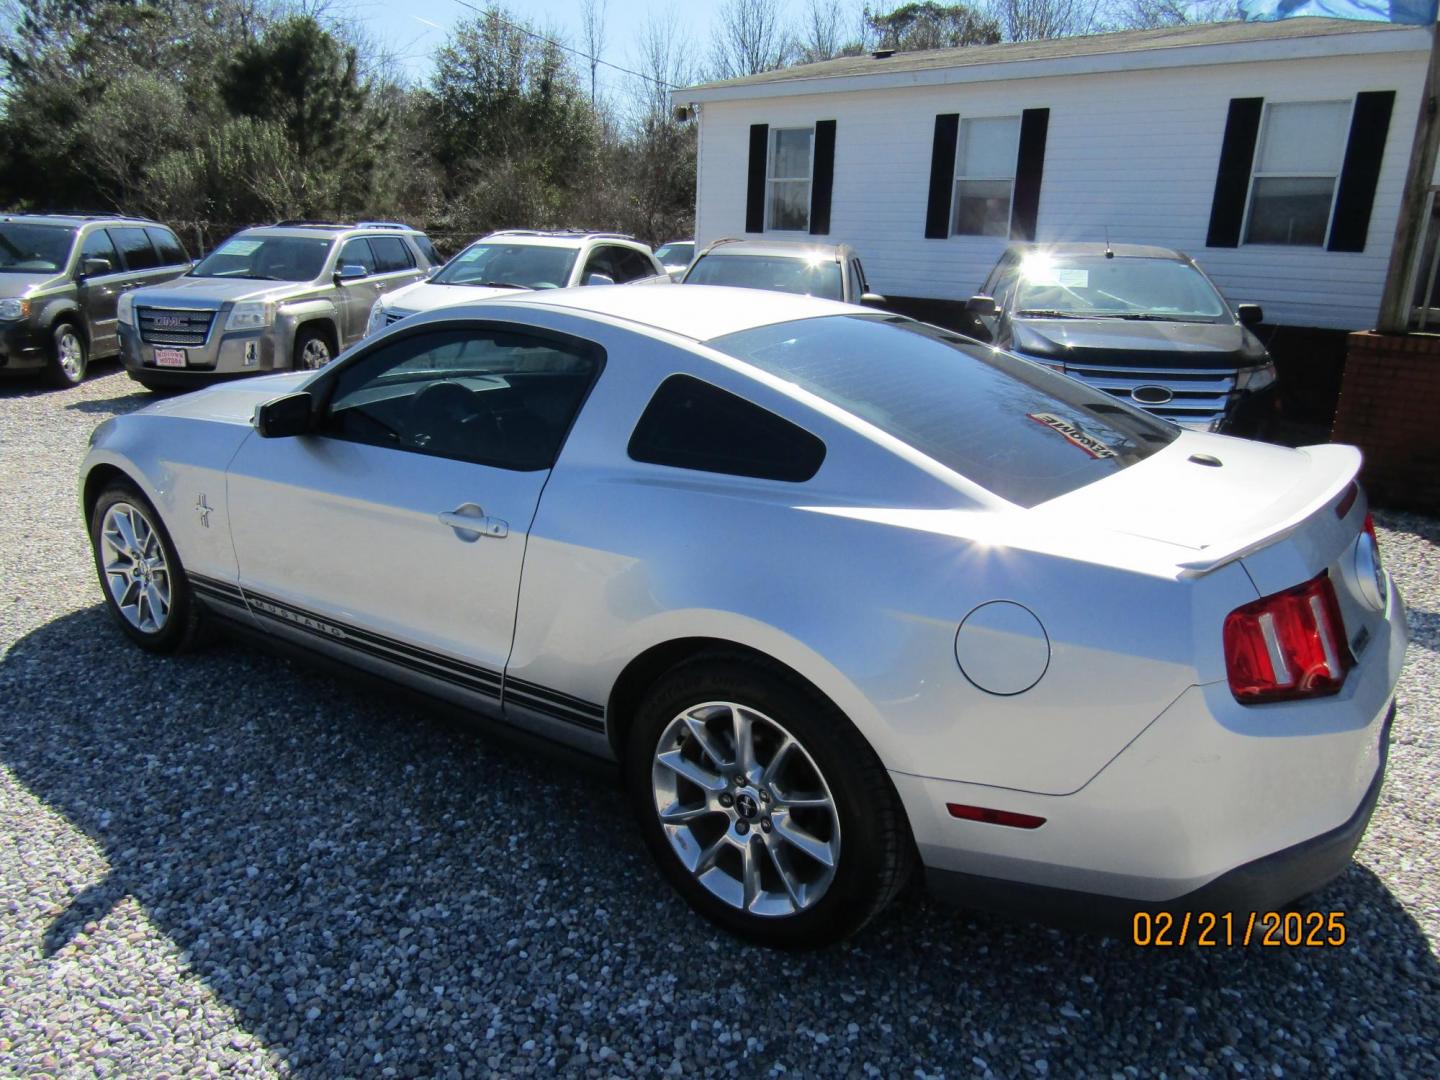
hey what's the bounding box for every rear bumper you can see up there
[925,703,1392,928]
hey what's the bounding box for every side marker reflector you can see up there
[946,803,1046,829]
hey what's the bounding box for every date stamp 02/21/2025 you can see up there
[1132,911,1347,947]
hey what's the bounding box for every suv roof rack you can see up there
[272,219,355,228]
[1,211,150,222]
[355,220,412,230]
[488,229,637,242]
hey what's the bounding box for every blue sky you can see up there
[337,0,801,92]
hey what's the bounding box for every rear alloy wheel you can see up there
[89,481,207,654]
[49,322,88,387]
[293,327,333,370]
[626,656,912,947]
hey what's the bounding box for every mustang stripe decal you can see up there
[186,574,605,732]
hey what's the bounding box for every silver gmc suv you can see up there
[118,221,439,390]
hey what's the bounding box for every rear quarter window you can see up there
[144,227,189,266]
[710,315,1178,507]
[629,374,826,483]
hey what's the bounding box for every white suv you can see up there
[366,230,667,336]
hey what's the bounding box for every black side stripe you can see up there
[1206,97,1264,248]
[504,677,606,727]
[187,574,604,732]
[1328,90,1395,253]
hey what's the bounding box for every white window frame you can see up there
[950,115,1021,239]
[1240,97,1355,249]
[765,126,815,234]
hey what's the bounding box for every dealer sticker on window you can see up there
[216,239,263,257]
[1027,412,1116,459]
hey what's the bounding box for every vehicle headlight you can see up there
[1235,361,1277,393]
[365,299,386,337]
[225,301,275,331]
[116,292,135,326]
[0,298,30,321]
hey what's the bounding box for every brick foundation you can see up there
[1331,331,1440,515]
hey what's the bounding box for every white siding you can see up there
[694,50,1428,330]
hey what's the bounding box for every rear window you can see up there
[629,374,826,482]
[111,227,160,271]
[145,227,189,266]
[368,235,415,273]
[709,315,1178,508]
[685,254,843,301]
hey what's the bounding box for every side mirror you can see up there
[859,292,887,307]
[253,391,314,438]
[426,265,442,279]
[966,295,999,318]
[81,257,113,277]
[582,272,616,287]
[1236,303,1263,327]
[335,264,369,283]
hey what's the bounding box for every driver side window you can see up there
[319,327,602,472]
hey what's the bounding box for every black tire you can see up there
[48,321,88,388]
[89,480,208,654]
[293,325,334,370]
[624,653,914,948]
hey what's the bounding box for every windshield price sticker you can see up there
[216,239,263,257]
[1027,412,1116,459]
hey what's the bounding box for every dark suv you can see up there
[968,243,1277,435]
[0,213,192,387]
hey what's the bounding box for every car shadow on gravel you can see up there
[4,607,1440,1076]
[62,391,156,416]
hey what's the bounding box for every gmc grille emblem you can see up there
[153,316,187,329]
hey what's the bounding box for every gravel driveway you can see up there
[2,364,1438,1078]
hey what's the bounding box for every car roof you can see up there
[0,213,158,228]
[476,231,652,251]
[699,238,851,261]
[1005,242,1187,261]
[434,283,856,342]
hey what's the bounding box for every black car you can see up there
[0,214,192,387]
[967,243,1277,435]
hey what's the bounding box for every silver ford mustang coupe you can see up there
[80,286,1406,947]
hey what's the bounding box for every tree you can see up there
[581,0,607,104]
[992,0,1102,42]
[797,0,847,64]
[1114,0,1240,29]
[866,3,1000,51]
[710,0,793,79]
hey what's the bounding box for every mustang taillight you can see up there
[1223,572,1354,704]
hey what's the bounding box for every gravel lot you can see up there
[2,362,1438,1078]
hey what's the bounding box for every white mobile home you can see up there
[675,18,1429,333]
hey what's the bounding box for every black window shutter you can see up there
[1328,91,1396,253]
[809,119,836,235]
[925,114,959,239]
[1206,97,1264,248]
[746,124,769,233]
[1011,108,1049,242]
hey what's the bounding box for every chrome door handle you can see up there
[438,506,508,540]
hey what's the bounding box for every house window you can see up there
[1244,100,1351,246]
[767,127,813,232]
[952,116,1021,237]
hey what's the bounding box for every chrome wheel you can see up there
[298,337,331,369]
[100,502,172,633]
[56,329,84,380]
[651,701,841,917]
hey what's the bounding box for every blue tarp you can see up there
[1237,0,1437,24]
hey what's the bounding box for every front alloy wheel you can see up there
[652,701,841,917]
[100,501,172,633]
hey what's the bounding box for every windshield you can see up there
[190,234,332,281]
[710,315,1179,508]
[1011,254,1228,321]
[431,242,578,289]
[684,253,843,301]
[0,224,76,274]
[654,242,694,266]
